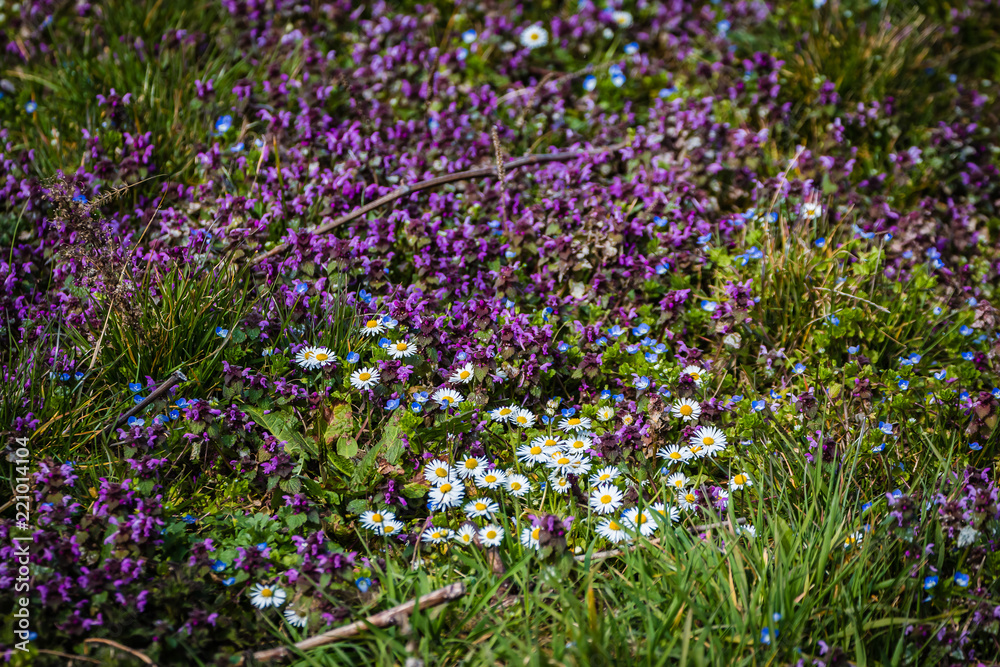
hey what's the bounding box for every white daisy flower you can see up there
[596,517,629,543]
[657,444,693,465]
[475,468,508,489]
[558,415,592,432]
[677,489,700,511]
[520,525,542,550]
[651,502,681,524]
[589,466,620,486]
[360,318,386,336]
[518,437,559,464]
[464,498,499,519]
[449,363,476,384]
[421,527,452,544]
[844,531,863,549]
[802,202,823,220]
[424,459,456,485]
[703,440,727,458]
[295,346,336,369]
[549,475,572,494]
[682,365,706,386]
[283,608,308,628]
[622,507,657,537]
[429,480,465,509]
[685,443,708,459]
[432,388,464,409]
[589,483,624,515]
[381,519,405,536]
[611,10,633,28]
[386,340,418,359]
[666,472,689,490]
[250,583,286,609]
[359,509,396,534]
[736,523,756,539]
[519,24,548,49]
[453,524,477,545]
[715,489,730,508]
[562,435,592,455]
[479,524,505,547]
[505,474,532,497]
[671,398,702,422]
[596,406,615,422]
[547,452,583,477]
[510,408,536,428]
[730,472,753,490]
[621,413,634,426]
[489,405,517,422]
[690,425,727,451]
[349,367,380,390]
[566,456,592,477]
[456,456,488,479]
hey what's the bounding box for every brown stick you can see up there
[101,370,188,440]
[248,582,467,663]
[83,638,156,665]
[575,518,748,563]
[249,144,624,266]
[39,649,102,664]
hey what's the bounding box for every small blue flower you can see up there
[773,612,782,623]
[861,502,873,513]
[871,443,885,453]
[612,393,624,403]
[933,369,947,381]
[169,409,180,420]
[386,398,400,410]
[231,142,244,152]
[898,380,909,391]
[993,387,1000,399]
[655,263,670,275]
[828,314,840,326]
[653,216,668,228]
[215,327,229,337]
[848,346,859,354]
[222,577,236,586]
[504,250,516,259]
[608,325,625,338]
[356,577,373,592]
[730,395,743,403]
[891,489,903,498]
[558,342,570,352]
[760,627,776,644]
[717,19,731,35]
[923,575,938,590]
[625,344,640,354]
[127,416,144,426]
[60,373,70,381]
[697,233,713,246]
[359,289,373,303]
[595,336,608,347]
[381,315,398,328]
[411,402,423,413]
[487,219,501,229]
[72,194,88,203]
[295,282,309,294]
[378,337,391,349]
[345,352,360,364]
[632,323,651,336]
[176,398,188,408]
[561,407,576,418]
[610,71,626,87]
[583,75,597,92]
[751,400,766,412]
[793,363,806,374]
[600,390,612,400]
[658,386,672,397]
[959,391,970,401]
[967,297,978,307]
[74,372,84,380]
[814,237,826,248]
[645,352,658,363]
[878,421,893,435]
[414,391,429,403]
[25,101,38,113]
[960,325,973,336]
[658,87,677,97]
[211,560,227,572]
[133,395,145,405]
[954,572,970,587]
[634,376,651,390]
[969,441,983,451]
[624,42,639,55]
[214,114,233,134]
[129,382,143,392]
[428,118,440,133]
[462,29,477,44]
[701,300,718,312]
[256,542,268,551]
[933,306,943,316]
[541,415,552,425]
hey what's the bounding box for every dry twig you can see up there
[83,638,156,665]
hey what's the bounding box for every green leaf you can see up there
[381,413,404,464]
[346,498,368,515]
[351,439,384,487]
[324,403,354,443]
[243,405,316,458]
[402,482,429,498]
[328,453,355,477]
[285,513,308,530]
[336,436,359,458]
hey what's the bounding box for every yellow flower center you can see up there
[511,482,521,490]
[680,404,693,416]
[568,418,581,426]
[703,437,714,446]
[484,475,496,484]
[685,494,695,502]
[440,484,452,493]
[599,474,610,481]
[384,524,397,533]
[372,513,382,523]
[608,521,621,531]
[499,408,512,415]
[600,495,612,504]
[734,475,747,485]
[674,480,684,488]
[530,446,542,455]
[690,445,703,454]
[462,535,471,542]
[435,468,448,478]
[691,372,701,380]
[486,530,497,539]
[475,502,487,511]
[460,370,471,379]
[670,452,682,459]
[637,514,646,524]
[558,457,569,465]
[545,439,558,447]
[396,343,408,351]
[516,416,526,424]
[358,372,371,382]
[315,352,328,361]
[261,588,272,597]
[366,319,378,328]
[465,459,478,469]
